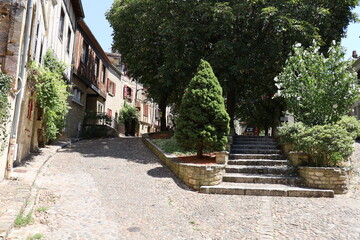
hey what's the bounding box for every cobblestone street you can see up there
[6,138,360,240]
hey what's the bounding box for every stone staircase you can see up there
[200,136,334,198]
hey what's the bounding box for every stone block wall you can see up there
[298,167,349,194]
[143,137,225,190]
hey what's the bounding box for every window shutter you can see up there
[107,78,110,92]
[130,88,134,102]
[123,85,127,99]
[113,83,116,96]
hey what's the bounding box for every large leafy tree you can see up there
[275,42,359,126]
[107,0,358,131]
[175,60,230,158]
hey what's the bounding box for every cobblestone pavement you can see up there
[6,138,360,240]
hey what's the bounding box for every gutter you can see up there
[5,0,34,179]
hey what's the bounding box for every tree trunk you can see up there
[159,99,167,131]
[196,144,203,158]
[226,88,236,132]
[264,124,269,136]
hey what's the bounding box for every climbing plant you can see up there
[0,72,12,153]
[29,50,70,141]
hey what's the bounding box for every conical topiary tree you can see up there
[175,59,230,158]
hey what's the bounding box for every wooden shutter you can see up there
[113,83,116,96]
[123,85,127,99]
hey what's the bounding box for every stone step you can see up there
[223,173,302,185]
[231,149,282,154]
[228,159,289,166]
[232,141,278,146]
[230,154,286,160]
[234,136,273,139]
[199,182,334,198]
[233,138,276,143]
[225,165,293,175]
[231,144,279,150]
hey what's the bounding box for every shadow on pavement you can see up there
[60,137,194,191]
[60,137,158,165]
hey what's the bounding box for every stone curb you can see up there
[0,140,71,239]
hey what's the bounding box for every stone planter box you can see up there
[298,166,350,194]
[280,143,293,156]
[143,137,226,190]
[288,151,309,166]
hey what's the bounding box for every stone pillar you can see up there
[216,151,229,165]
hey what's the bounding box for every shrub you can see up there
[29,50,70,141]
[119,102,139,136]
[0,72,12,154]
[175,59,230,158]
[278,121,305,144]
[294,124,354,167]
[335,115,360,140]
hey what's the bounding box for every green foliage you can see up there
[295,124,354,167]
[119,102,139,136]
[15,212,32,227]
[335,116,360,140]
[278,122,306,144]
[29,50,70,141]
[107,0,358,130]
[175,60,230,157]
[118,102,139,124]
[275,41,360,126]
[0,72,12,154]
[152,137,195,156]
[27,233,44,240]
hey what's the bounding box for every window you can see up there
[107,108,112,118]
[95,57,99,78]
[66,28,72,54]
[59,9,65,40]
[143,104,148,117]
[97,102,104,113]
[33,22,40,59]
[107,79,116,96]
[81,41,88,63]
[123,85,133,102]
[101,65,106,83]
[72,88,82,103]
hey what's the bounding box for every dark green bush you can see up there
[175,60,230,158]
[335,115,360,140]
[295,124,354,167]
[278,121,305,144]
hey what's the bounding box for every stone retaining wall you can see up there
[298,167,349,194]
[143,137,225,190]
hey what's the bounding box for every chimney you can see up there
[352,50,358,59]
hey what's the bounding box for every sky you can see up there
[82,1,360,59]
[82,0,114,53]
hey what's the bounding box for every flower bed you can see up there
[142,137,226,190]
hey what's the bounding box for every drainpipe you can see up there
[5,0,34,179]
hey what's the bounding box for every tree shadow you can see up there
[60,137,159,165]
[60,137,194,191]
[147,166,194,191]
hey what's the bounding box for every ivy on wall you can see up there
[0,72,12,154]
[29,50,70,141]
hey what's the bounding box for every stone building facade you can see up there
[0,0,84,179]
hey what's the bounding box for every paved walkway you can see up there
[3,138,360,239]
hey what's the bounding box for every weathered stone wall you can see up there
[143,137,225,190]
[299,167,349,194]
